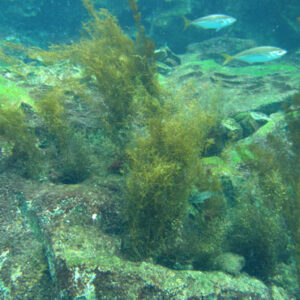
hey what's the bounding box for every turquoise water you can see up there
[0,1,300,299]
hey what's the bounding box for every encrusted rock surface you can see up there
[0,171,294,299]
[0,34,299,299]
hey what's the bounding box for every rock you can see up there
[155,46,181,67]
[0,173,293,299]
[221,117,243,141]
[157,62,173,75]
[234,111,270,137]
[161,37,300,116]
[155,46,181,74]
[0,174,55,299]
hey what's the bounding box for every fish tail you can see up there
[221,53,234,65]
[182,16,191,31]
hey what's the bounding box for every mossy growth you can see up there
[78,0,159,147]
[0,0,159,181]
[181,212,228,271]
[232,133,295,282]
[30,0,160,153]
[123,97,215,258]
[73,7,140,142]
[156,159,228,271]
[229,203,289,281]
[0,81,92,182]
[0,73,37,174]
[0,75,35,109]
[37,87,92,184]
[0,66,40,178]
[283,93,300,289]
[181,56,297,77]
[0,105,41,177]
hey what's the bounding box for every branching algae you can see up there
[0,0,221,262]
[123,99,215,258]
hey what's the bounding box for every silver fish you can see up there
[183,14,236,32]
[189,190,221,204]
[222,46,287,65]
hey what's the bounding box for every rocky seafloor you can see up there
[0,35,299,299]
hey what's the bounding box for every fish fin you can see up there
[182,16,191,31]
[221,53,233,65]
[215,27,221,32]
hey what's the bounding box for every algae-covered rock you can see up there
[221,117,243,141]
[0,174,54,299]
[0,3,299,298]
[162,37,300,117]
[155,46,181,67]
[234,111,270,137]
[0,172,293,299]
[0,75,35,109]
[155,46,181,75]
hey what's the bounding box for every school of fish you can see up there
[183,13,287,65]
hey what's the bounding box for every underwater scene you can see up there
[1,0,300,299]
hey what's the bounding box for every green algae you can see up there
[0,76,35,109]
[200,156,232,175]
[181,59,220,72]
[196,59,221,72]
[254,114,285,137]
[225,63,297,77]
[181,58,297,77]
[55,225,121,270]
[61,248,121,269]
[224,143,256,165]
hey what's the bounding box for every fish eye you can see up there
[271,50,285,56]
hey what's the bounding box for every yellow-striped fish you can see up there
[222,46,287,65]
[183,14,236,32]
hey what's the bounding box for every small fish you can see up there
[183,14,236,32]
[189,190,220,204]
[221,46,287,65]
